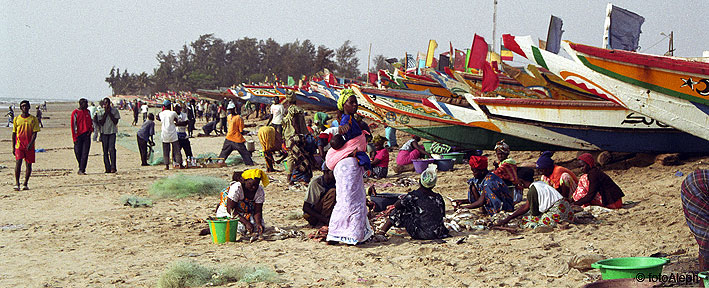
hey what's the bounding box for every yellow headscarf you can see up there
[338,89,355,111]
[241,169,269,187]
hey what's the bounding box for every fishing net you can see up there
[157,260,280,288]
[149,174,228,199]
[119,194,153,208]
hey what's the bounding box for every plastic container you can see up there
[699,271,709,288]
[412,158,435,174]
[434,158,455,171]
[206,217,239,244]
[591,257,669,280]
[441,152,466,164]
[370,193,404,212]
[422,141,433,153]
[245,140,255,152]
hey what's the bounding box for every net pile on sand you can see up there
[149,174,228,199]
[157,260,280,288]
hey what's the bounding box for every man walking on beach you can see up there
[218,102,253,165]
[12,100,40,190]
[158,100,183,170]
[94,98,120,173]
[71,98,93,175]
[87,102,100,142]
[175,105,193,160]
[35,105,43,128]
[186,99,197,138]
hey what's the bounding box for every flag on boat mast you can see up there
[603,3,645,51]
[425,40,438,67]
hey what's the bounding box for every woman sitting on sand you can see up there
[393,135,431,174]
[681,169,709,271]
[536,151,578,198]
[572,153,624,209]
[491,139,522,203]
[376,166,449,240]
[452,155,514,216]
[216,169,269,240]
[495,167,574,228]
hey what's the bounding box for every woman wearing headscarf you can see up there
[393,134,431,174]
[282,91,315,185]
[453,155,514,215]
[495,167,574,229]
[536,151,578,198]
[681,169,709,271]
[492,139,522,203]
[325,89,374,245]
[215,169,269,240]
[572,153,624,209]
[377,166,449,240]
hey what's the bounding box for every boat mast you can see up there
[668,31,674,56]
[602,3,612,49]
[492,0,498,53]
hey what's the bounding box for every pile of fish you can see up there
[443,209,515,232]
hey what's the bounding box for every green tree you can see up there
[335,40,360,78]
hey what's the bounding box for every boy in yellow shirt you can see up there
[12,100,40,191]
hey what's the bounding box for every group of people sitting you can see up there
[208,89,628,246]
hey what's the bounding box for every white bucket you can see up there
[245,140,255,152]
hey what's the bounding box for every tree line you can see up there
[106,34,377,96]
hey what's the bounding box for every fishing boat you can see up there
[470,97,709,153]
[503,34,709,142]
[424,67,709,153]
[500,63,603,101]
[351,85,565,151]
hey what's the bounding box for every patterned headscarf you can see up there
[494,139,510,155]
[420,165,437,188]
[469,155,488,170]
[338,89,355,111]
[578,153,595,168]
[241,169,269,187]
[285,90,297,104]
[372,135,387,146]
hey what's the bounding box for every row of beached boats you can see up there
[190,34,708,154]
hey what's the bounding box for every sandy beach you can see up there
[0,101,707,287]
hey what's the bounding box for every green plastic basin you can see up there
[422,141,433,153]
[591,257,669,280]
[698,271,709,288]
[441,152,466,164]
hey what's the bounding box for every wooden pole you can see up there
[492,0,498,53]
[367,43,372,73]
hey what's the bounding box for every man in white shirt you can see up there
[268,98,285,135]
[141,102,149,123]
[175,105,193,160]
[157,100,182,170]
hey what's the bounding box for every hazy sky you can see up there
[2,0,707,101]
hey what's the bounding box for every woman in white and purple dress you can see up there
[324,90,373,245]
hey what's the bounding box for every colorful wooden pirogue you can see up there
[503,34,709,142]
[424,68,709,153]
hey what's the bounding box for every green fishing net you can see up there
[149,174,228,199]
[157,260,280,288]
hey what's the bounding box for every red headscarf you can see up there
[578,153,595,168]
[469,155,488,170]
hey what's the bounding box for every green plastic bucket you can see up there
[206,217,239,244]
[591,257,669,280]
[698,271,709,288]
[422,141,433,153]
[441,152,466,164]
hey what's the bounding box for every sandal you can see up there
[13,185,20,191]
[22,185,29,190]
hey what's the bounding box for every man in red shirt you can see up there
[12,100,40,190]
[71,98,93,175]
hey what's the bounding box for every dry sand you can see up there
[0,101,707,287]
